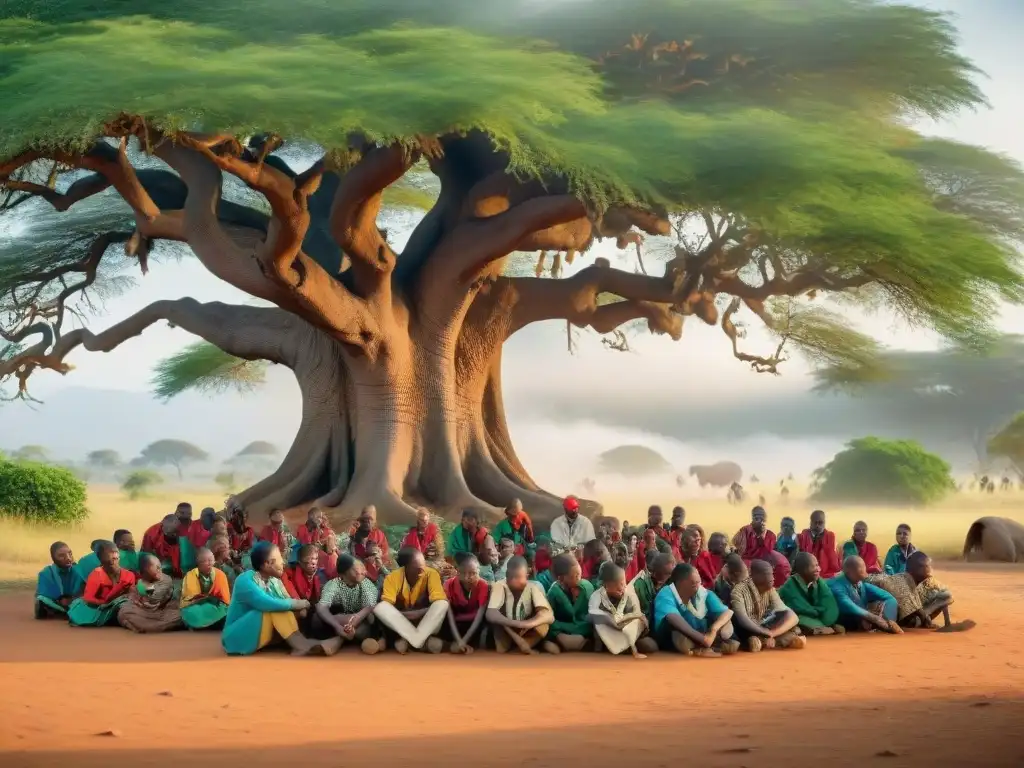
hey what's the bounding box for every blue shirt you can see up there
[654,584,728,634]
[827,574,895,619]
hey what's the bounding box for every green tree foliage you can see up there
[86,449,121,468]
[0,1,1020,390]
[987,413,1024,477]
[0,456,88,523]
[597,445,672,476]
[810,436,955,506]
[120,469,163,500]
[151,342,267,400]
[134,439,209,480]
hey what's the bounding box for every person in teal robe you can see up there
[883,524,917,575]
[114,529,140,574]
[545,553,595,651]
[221,542,338,656]
[35,541,85,618]
[73,540,107,583]
[827,556,900,633]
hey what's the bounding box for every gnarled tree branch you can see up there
[330,142,421,298]
[0,298,306,395]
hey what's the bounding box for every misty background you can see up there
[2,1,1022,491]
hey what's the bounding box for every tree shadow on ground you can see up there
[2,697,1022,768]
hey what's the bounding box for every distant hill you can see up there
[1,386,299,463]
[597,445,673,476]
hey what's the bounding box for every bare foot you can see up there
[321,637,343,656]
[631,651,648,660]
[541,641,561,655]
[360,638,381,655]
[935,619,976,633]
[425,637,444,654]
[394,639,410,655]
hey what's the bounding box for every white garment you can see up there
[588,585,646,655]
[487,580,550,620]
[373,600,449,648]
[549,514,596,550]
[595,619,644,655]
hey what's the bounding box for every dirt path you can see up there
[1,563,1022,767]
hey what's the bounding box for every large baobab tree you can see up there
[1,1,1023,524]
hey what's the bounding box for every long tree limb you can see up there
[0,299,306,393]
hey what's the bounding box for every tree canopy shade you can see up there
[1,0,1023,523]
[810,436,956,506]
[135,439,209,480]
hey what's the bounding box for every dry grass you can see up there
[0,484,229,582]
[3,482,1023,581]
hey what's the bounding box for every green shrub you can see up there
[810,436,955,506]
[0,458,89,524]
[121,469,164,500]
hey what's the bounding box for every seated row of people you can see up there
[33,495,965,653]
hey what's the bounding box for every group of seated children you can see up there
[34,496,969,658]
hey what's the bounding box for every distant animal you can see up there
[727,482,745,505]
[1001,476,1012,491]
[675,474,685,488]
[581,477,596,495]
[758,493,766,506]
[750,474,760,483]
[689,461,743,488]
[787,473,794,481]
[779,485,790,505]
[963,516,1024,562]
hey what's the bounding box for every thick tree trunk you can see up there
[231,294,575,527]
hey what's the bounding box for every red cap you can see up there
[563,496,579,512]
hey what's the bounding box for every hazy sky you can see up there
[4,1,1022,481]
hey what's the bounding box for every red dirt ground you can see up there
[1,562,1022,768]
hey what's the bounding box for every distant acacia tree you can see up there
[987,413,1024,478]
[121,469,163,500]
[214,470,239,494]
[0,1,1022,525]
[236,441,278,458]
[86,449,121,469]
[11,445,49,463]
[135,439,209,480]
